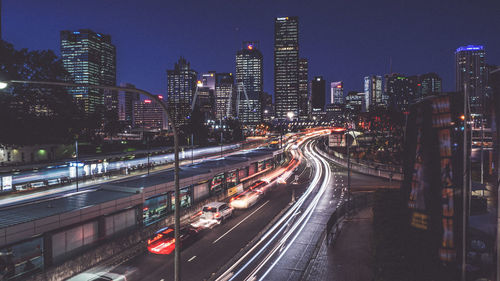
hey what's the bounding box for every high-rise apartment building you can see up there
[331,81,344,105]
[363,75,383,111]
[167,57,197,126]
[274,16,299,120]
[60,29,116,114]
[215,73,234,119]
[311,76,326,113]
[455,45,487,114]
[298,58,309,121]
[236,41,263,124]
[118,83,140,126]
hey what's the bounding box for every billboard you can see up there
[402,93,467,280]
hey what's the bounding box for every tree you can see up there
[181,105,209,146]
[0,40,85,145]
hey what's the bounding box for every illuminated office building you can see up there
[215,73,234,119]
[455,45,487,114]
[118,83,140,126]
[133,97,168,130]
[167,57,197,126]
[236,41,263,124]
[274,16,299,120]
[298,58,309,121]
[363,75,382,111]
[60,29,116,114]
[419,73,442,97]
[331,81,344,105]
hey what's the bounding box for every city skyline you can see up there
[3,0,499,98]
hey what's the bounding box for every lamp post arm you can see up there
[7,79,182,281]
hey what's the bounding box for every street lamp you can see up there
[2,80,183,281]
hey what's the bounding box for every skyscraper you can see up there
[455,45,487,114]
[384,73,418,112]
[311,76,326,112]
[274,16,299,120]
[419,73,442,97]
[331,81,344,105]
[236,41,263,124]
[167,57,197,126]
[363,75,383,111]
[298,58,309,121]
[215,73,234,119]
[60,29,116,114]
[118,83,140,126]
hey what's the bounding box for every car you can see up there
[66,272,127,281]
[147,226,199,255]
[196,202,233,224]
[230,190,262,209]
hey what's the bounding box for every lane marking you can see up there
[188,255,197,262]
[213,200,270,244]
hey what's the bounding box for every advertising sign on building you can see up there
[402,94,467,280]
[2,176,12,191]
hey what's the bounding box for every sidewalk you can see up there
[303,207,374,281]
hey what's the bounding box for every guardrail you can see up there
[317,140,404,181]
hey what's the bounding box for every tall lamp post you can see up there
[0,80,183,281]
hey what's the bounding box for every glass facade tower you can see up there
[274,16,299,120]
[60,29,116,114]
[236,41,263,124]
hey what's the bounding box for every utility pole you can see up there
[461,84,468,281]
[75,139,79,192]
[346,130,351,214]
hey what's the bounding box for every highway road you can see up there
[68,133,397,281]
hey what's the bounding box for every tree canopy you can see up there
[0,40,85,145]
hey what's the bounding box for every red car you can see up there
[147,226,199,255]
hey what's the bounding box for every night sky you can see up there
[4,0,500,98]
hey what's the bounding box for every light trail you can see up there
[216,134,331,281]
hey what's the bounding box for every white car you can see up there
[230,190,262,209]
[192,202,233,228]
[66,272,127,281]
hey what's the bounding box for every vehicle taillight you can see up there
[197,210,202,216]
[230,197,234,202]
[215,212,221,218]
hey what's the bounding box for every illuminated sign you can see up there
[455,45,484,52]
[2,176,12,191]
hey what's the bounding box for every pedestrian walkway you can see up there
[303,207,373,281]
